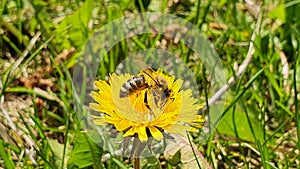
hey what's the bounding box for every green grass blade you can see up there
[294,51,300,151]
[0,139,15,169]
[217,67,265,125]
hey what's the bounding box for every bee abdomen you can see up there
[120,82,132,97]
[120,75,147,98]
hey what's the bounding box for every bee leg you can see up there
[151,89,159,107]
[144,90,156,118]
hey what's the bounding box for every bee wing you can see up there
[133,59,159,85]
[133,58,154,71]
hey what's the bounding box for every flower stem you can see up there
[134,157,140,169]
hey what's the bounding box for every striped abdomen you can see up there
[120,75,148,98]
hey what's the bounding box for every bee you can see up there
[119,61,172,109]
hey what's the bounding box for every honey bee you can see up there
[119,61,172,109]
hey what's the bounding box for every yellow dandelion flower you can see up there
[89,68,205,143]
